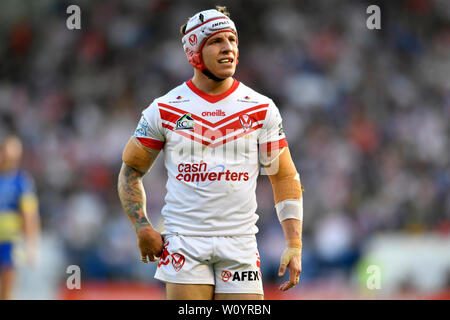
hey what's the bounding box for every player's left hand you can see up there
[278,248,302,291]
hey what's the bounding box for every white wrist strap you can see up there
[275,198,303,222]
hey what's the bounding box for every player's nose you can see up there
[221,39,234,53]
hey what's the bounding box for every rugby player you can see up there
[118,6,303,300]
[0,135,40,299]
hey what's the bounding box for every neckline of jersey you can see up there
[186,78,240,103]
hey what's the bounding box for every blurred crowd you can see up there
[0,0,449,291]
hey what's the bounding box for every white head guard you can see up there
[181,9,238,72]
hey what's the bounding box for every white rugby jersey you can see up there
[133,78,287,236]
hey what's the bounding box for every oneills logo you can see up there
[201,109,226,117]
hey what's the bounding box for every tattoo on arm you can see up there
[118,163,151,231]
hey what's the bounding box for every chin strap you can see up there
[185,49,228,82]
[202,68,227,82]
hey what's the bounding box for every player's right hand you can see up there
[136,226,164,263]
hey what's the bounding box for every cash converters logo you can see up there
[176,162,249,184]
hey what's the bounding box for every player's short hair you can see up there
[180,5,231,35]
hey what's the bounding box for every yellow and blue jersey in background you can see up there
[0,170,38,267]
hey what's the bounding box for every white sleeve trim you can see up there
[259,147,287,166]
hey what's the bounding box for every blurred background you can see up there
[0,0,449,299]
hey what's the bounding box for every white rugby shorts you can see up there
[154,234,263,295]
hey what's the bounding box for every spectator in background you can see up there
[0,134,41,299]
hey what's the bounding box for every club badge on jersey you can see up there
[175,114,195,130]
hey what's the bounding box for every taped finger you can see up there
[278,264,287,276]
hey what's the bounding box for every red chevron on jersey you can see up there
[162,122,207,146]
[158,103,268,128]
[162,121,264,148]
[159,107,267,141]
[158,103,268,146]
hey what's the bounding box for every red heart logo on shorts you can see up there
[171,253,185,272]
